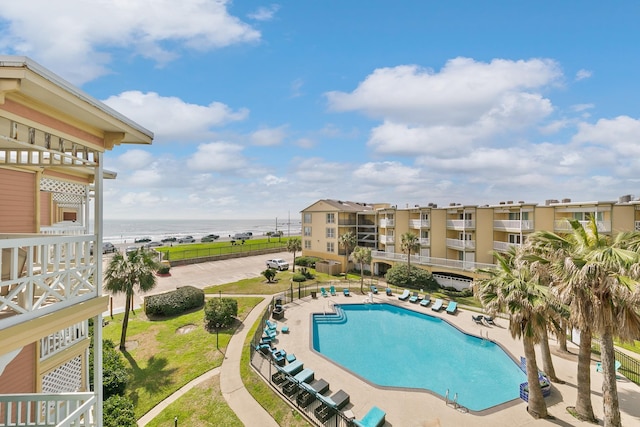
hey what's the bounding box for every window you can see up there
[459,232,472,241]
[421,213,429,221]
[327,242,335,252]
[304,226,312,236]
[326,228,335,238]
[304,240,311,249]
[326,213,335,224]
[508,234,522,244]
[304,213,312,223]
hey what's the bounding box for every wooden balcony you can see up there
[0,392,96,427]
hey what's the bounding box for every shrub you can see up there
[103,395,137,427]
[157,265,171,274]
[292,273,306,282]
[262,268,277,283]
[102,340,129,398]
[295,256,320,267]
[442,287,474,298]
[204,298,238,330]
[300,267,315,279]
[144,286,205,316]
[384,264,438,290]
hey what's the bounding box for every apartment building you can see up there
[0,56,153,425]
[301,197,640,288]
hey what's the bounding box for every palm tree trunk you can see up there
[523,336,548,418]
[539,326,560,382]
[119,292,132,351]
[600,327,621,427]
[360,264,364,294]
[575,328,596,422]
[558,319,568,353]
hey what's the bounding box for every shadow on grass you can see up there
[122,351,178,407]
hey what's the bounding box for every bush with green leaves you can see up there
[204,297,238,330]
[156,264,171,274]
[103,394,137,427]
[300,267,315,279]
[384,264,438,290]
[144,285,205,316]
[262,268,277,283]
[295,256,320,267]
[292,273,306,282]
[442,287,474,298]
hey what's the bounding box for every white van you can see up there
[233,232,252,240]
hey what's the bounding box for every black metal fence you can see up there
[591,340,640,385]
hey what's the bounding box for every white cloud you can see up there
[0,0,260,84]
[113,149,154,170]
[103,91,249,142]
[187,142,247,171]
[263,174,287,186]
[576,69,592,81]
[248,5,280,21]
[573,116,640,156]
[250,126,287,146]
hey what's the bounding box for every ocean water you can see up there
[102,218,301,244]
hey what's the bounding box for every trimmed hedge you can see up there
[295,256,320,267]
[144,285,205,316]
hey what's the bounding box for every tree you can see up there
[103,395,137,427]
[352,246,372,293]
[104,248,159,351]
[529,218,640,426]
[401,232,421,271]
[477,248,550,419]
[287,237,302,272]
[338,231,357,273]
[204,297,238,329]
[262,268,276,283]
[384,264,437,290]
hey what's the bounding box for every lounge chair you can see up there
[297,378,330,407]
[266,319,278,331]
[271,349,286,366]
[431,298,443,311]
[352,406,386,427]
[264,328,277,339]
[398,289,410,301]
[370,284,378,294]
[484,316,495,325]
[596,360,622,376]
[330,285,337,296]
[409,292,419,303]
[446,301,458,314]
[385,287,392,296]
[420,295,431,307]
[320,287,328,297]
[472,314,484,324]
[314,389,350,422]
[343,288,350,296]
[281,359,304,376]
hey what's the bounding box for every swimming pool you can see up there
[312,303,526,411]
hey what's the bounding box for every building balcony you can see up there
[379,234,394,244]
[371,250,494,272]
[493,241,521,252]
[1,234,98,328]
[446,238,475,250]
[0,392,97,426]
[419,238,430,246]
[446,219,475,230]
[493,219,534,231]
[40,221,89,236]
[554,219,611,233]
[409,219,430,229]
[636,221,640,231]
[379,219,395,228]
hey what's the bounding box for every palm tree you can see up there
[104,248,159,351]
[352,246,372,293]
[529,218,640,426]
[477,248,550,419]
[400,232,420,271]
[287,237,302,272]
[338,231,357,274]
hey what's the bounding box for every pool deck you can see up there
[268,292,640,427]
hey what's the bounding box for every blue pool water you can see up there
[312,303,526,411]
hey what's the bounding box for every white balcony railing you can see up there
[493,219,534,231]
[409,219,430,229]
[379,234,394,244]
[419,237,430,246]
[0,234,97,328]
[40,222,89,236]
[446,238,475,250]
[0,392,96,427]
[379,219,395,228]
[371,250,494,272]
[493,241,521,252]
[446,219,475,229]
[554,219,611,233]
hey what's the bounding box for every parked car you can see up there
[201,234,220,242]
[134,236,151,243]
[145,241,163,248]
[234,232,252,240]
[90,242,117,255]
[266,258,289,271]
[178,236,195,243]
[161,236,177,242]
[125,246,138,254]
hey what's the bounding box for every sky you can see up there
[1,1,640,220]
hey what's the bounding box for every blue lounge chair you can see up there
[385,287,392,296]
[431,298,443,311]
[398,289,410,301]
[596,360,622,377]
[292,368,315,384]
[320,287,328,297]
[353,406,386,427]
[370,284,378,294]
[409,292,419,303]
[446,301,458,314]
[266,319,277,331]
[264,328,277,339]
[343,288,350,296]
[420,295,430,307]
[330,285,337,296]
[281,359,304,375]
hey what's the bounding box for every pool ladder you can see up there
[445,389,468,413]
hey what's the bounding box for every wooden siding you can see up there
[40,191,52,226]
[0,344,36,393]
[0,168,36,232]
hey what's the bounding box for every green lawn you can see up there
[103,296,263,419]
[158,238,290,261]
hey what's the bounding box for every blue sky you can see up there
[1,1,639,219]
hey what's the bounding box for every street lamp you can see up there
[174,416,178,427]
[216,322,220,349]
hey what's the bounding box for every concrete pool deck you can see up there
[266,292,640,426]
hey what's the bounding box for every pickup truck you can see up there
[266,258,289,271]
